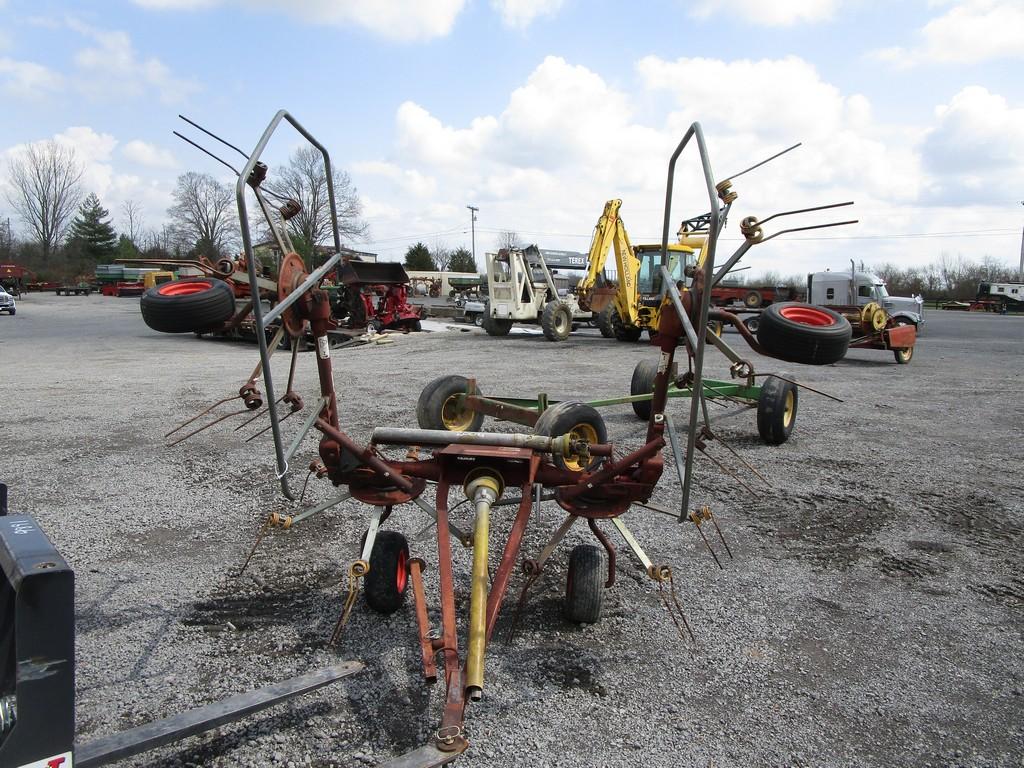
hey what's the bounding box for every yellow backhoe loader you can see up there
[576,199,708,341]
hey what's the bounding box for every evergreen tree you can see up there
[115,234,138,260]
[66,193,117,263]
[449,246,477,273]
[404,242,434,270]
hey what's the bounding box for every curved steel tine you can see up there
[233,394,287,432]
[165,394,240,438]
[167,407,251,447]
[756,200,854,227]
[762,218,859,242]
[244,408,298,443]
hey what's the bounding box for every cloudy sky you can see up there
[1,0,1022,276]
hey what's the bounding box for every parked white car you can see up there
[0,286,15,315]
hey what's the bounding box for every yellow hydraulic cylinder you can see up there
[463,472,502,701]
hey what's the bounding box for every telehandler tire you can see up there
[541,301,572,341]
[482,314,513,336]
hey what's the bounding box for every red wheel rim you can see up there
[158,281,213,296]
[396,549,408,593]
[779,305,836,327]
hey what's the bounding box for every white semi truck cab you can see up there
[807,268,924,327]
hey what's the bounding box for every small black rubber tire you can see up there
[364,531,410,614]
[564,544,605,624]
[743,315,760,334]
[472,314,483,327]
[744,290,763,309]
[533,401,607,472]
[416,374,485,432]
[482,314,513,336]
[541,301,572,342]
[756,302,851,365]
[894,346,913,364]
[140,277,235,333]
[597,306,615,338]
[611,307,642,342]
[630,358,659,421]
[756,375,798,445]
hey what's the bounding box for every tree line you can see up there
[720,253,1022,302]
[402,231,522,274]
[1,141,366,282]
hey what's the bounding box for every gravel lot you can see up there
[2,293,1022,768]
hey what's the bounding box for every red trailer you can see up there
[711,283,798,309]
[0,264,32,296]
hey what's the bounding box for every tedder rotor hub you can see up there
[278,252,312,337]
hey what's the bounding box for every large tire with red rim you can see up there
[756,302,851,365]
[140,277,236,334]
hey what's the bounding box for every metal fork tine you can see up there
[165,394,240,438]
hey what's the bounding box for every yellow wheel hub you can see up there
[563,422,598,471]
[782,390,795,428]
[441,394,476,431]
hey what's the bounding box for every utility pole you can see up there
[467,205,479,271]
[1019,200,1023,280]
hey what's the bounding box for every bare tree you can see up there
[432,240,452,271]
[167,172,238,258]
[121,199,145,246]
[265,146,367,255]
[496,230,522,251]
[4,140,84,262]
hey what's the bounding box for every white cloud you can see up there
[352,160,437,197]
[352,53,1023,273]
[0,57,64,98]
[131,0,468,41]
[491,0,565,28]
[122,140,177,168]
[870,0,1024,66]
[690,0,839,26]
[67,18,200,104]
[919,86,1024,204]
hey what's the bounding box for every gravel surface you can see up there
[2,293,1022,768]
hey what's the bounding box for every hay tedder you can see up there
[4,109,860,768]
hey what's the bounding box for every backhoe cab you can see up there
[482,244,592,341]
[576,199,703,341]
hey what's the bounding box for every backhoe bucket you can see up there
[587,286,617,313]
[339,261,410,286]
